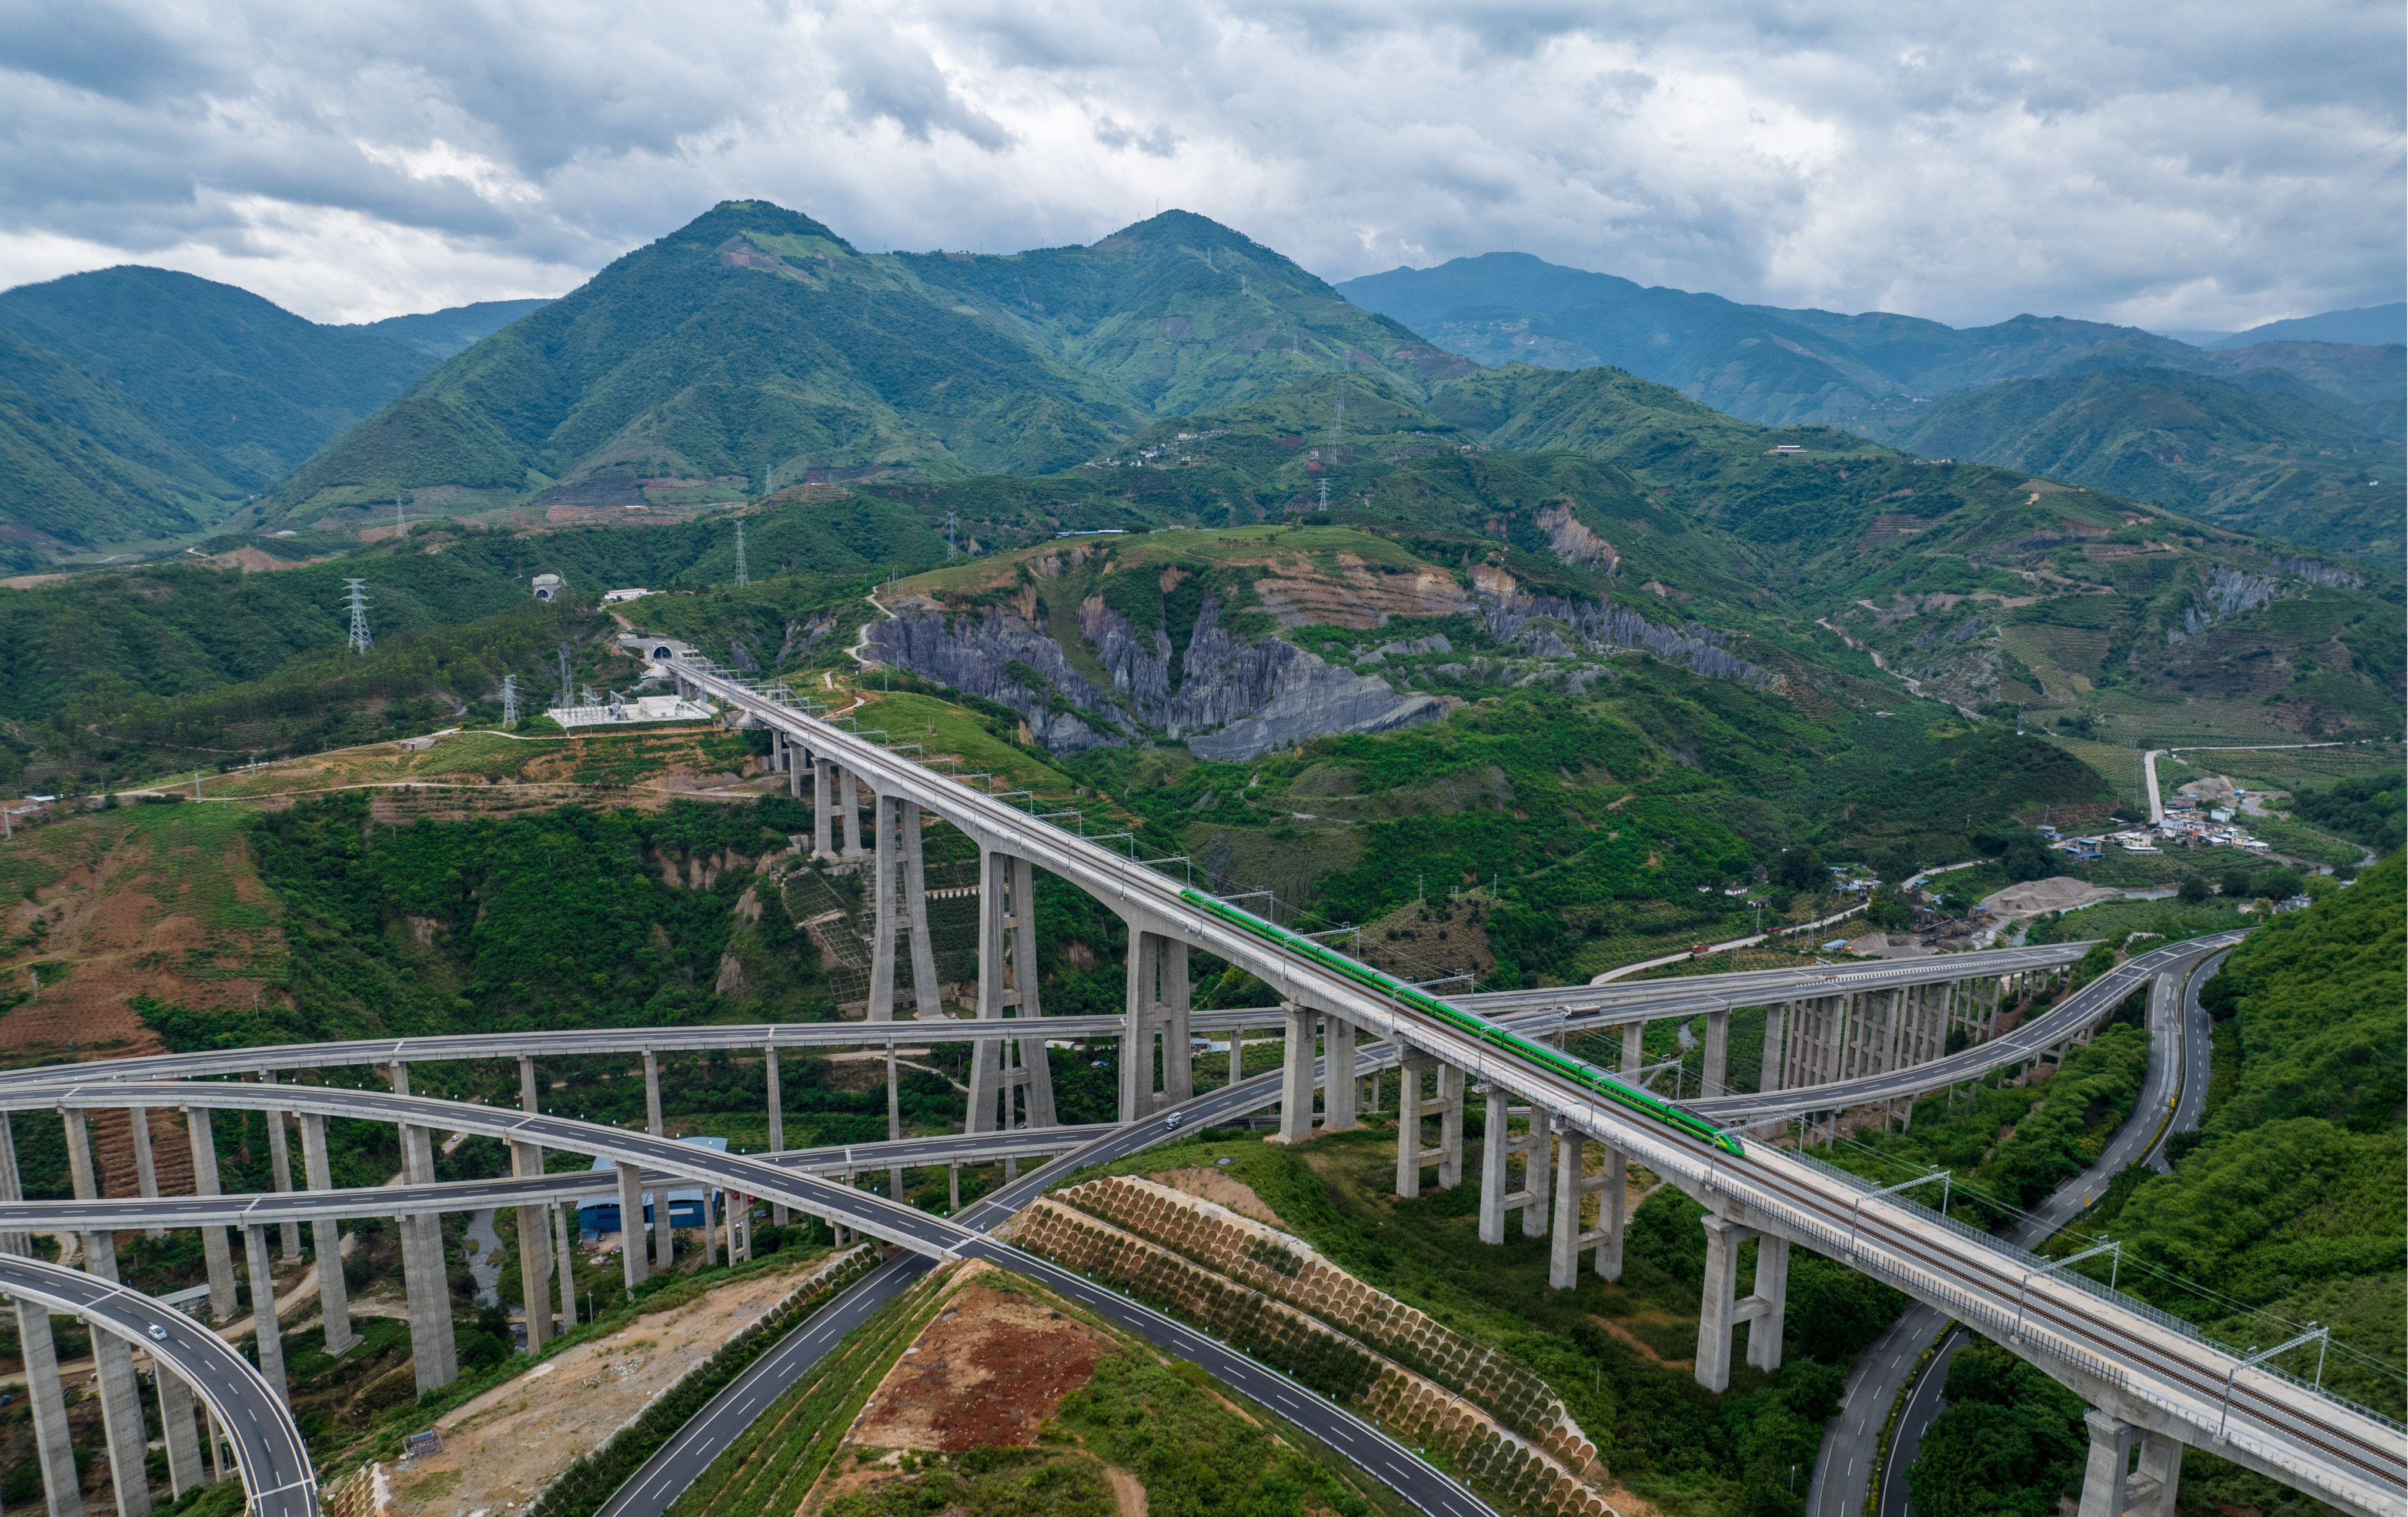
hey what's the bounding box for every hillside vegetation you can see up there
[1872,368,2402,560]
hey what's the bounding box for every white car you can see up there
[146,1324,168,1341]
[1163,1112,1184,1130]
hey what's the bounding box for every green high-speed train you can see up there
[1179,887,1744,1157]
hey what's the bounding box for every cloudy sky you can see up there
[2,0,2400,331]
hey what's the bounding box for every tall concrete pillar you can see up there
[1476,1085,1546,1244]
[1694,1215,1748,1392]
[1274,1003,1318,1144]
[812,759,836,859]
[1547,1123,1625,1288]
[617,1163,649,1292]
[839,768,864,858]
[765,1046,789,1225]
[510,1140,555,1352]
[242,1224,288,1408]
[296,1113,357,1355]
[1695,1216,1786,1391]
[12,1297,82,1517]
[1321,1016,1356,1132]
[1621,1021,1644,1077]
[156,1369,205,1495]
[1394,1055,1462,1195]
[869,795,941,1022]
[885,1042,905,1202]
[2132,1431,2182,1517]
[1745,1236,1789,1372]
[257,1073,302,1261]
[643,1050,664,1135]
[2077,1410,2142,1517]
[1395,1052,1435,1198]
[554,1202,577,1331]
[128,1109,163,1240]
[1119,931,1193,1121]
[967,851,1055,1132]
[0,1112,26,1259]
[61,1107,96,1199]
[183,1107,238,1322]
[1702,1008,1732,1098]
[387,1064,459,1394]
[1758,1003,1788,1097]
[79,1229,153,1517]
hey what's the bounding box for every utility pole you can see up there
[343,579,373,654]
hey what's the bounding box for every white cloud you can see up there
[0,0,2396,329]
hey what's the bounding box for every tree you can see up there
[2218,866,2255,897]
[2255,867,2304,901]
[1775,846,1822,891]
[2176,875,2211,904]
[2000,835,2054,882]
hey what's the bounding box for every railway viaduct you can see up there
[0,658,2391,1517]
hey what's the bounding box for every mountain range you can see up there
[0,206,2394,572]
[0,270,541,561]
[1337,253,2402,557]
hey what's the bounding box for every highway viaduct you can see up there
[0,653,2392,1517]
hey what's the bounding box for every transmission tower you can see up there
[500,674,519,728]
[394,497,406,537]
[734,520,750,587]
[557,644,574,710]
[1327,385,1346,450]
[1317,480,1329,512]
[342,579,372,654]
[945,507,959,558]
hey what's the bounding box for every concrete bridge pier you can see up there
[386,1064,460,1392]
[1476,1087,1549,1244]
[128,1107,163,1239]
[76,1228,154,1517]
[155,1368,206,1495]
[640,1053,673,1272]
[182,1107,239,1321]
[12,1289,79,1517]
[839,767,866,858]
[1118,931,1193,1122]
[553,1202,577,1330]
[2078,1410,2181,1517]
[512,1056,557,1348]
[1694,1215,1788,1391]
[242,1224,288,1407]
[295,1113,358,1354]
[1321,1017,1357,1132]
[256,1072,302,1260]
[1701,1009,1732,1097]
[966,851,1056,1134]
[1547,1121,1625,1289]
[1273,1003,1317,1143]
[764,1046,789,1225]
[868,794,941,1022]
[1393,1053,1462,1197]
[812,758,836,858]
[616,1162,648,1292]
[510,1140,555,1351]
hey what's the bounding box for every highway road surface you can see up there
[0,1252,317,1517]
[1816,940,2224,1517]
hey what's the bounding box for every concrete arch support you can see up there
[966,850,1056,1133]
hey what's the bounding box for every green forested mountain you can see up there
[351,297,555,359]
[1870,368,2403,560]
[894,210,1472,415]
[0,266,435,485]
[272,201,1146,520]
[1335,252,2219,427]
[0,329,242,552]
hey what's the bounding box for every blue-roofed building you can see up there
[578,1135,729,1238]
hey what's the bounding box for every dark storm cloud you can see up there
[0,0,2395,328]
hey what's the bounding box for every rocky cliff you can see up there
[867,589,1441,760]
